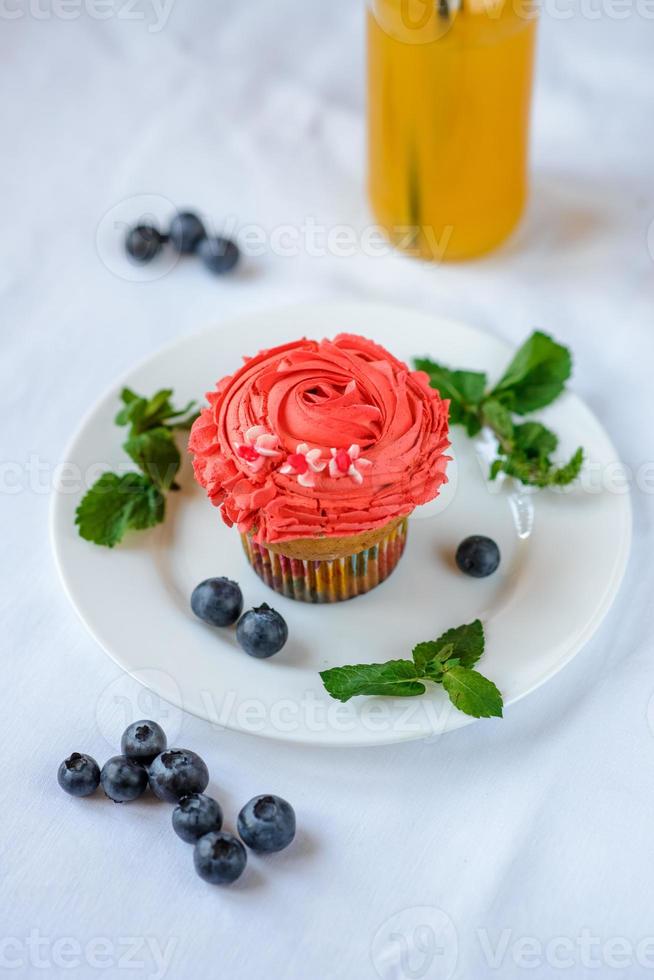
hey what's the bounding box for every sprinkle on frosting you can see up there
[234,426,282,472]
[189,334,451,544]
[329,445,372,486]
[280,443,327,489]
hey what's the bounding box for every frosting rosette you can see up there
[189,334,450,545]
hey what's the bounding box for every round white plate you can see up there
[51,303,631,747]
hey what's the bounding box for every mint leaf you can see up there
[142,388,174,423]
[123,427,181,491]
[162,403,200,430]
[115,389,148,429]
[481,402,582,488]
[119,388,140,404]
[126,481,166,530]
[481,399,514,444]
[550,446,584,486]
[145,390,198,429]
[412,619,484,673]
[411,640,452,672]
[319,661,426,702]
[447,369,487,406]
[441,666,503,718]
[492,441,583,487]
[412,640,451,672]
[513,421,558,457]
[437,620,485,668]
[414,358,487,436]
[491,331,572,414]
[116,388,197,435]
[75,473,165,548]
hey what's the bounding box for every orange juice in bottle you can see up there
[368,0,537,261]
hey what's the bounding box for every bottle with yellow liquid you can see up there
[367,0,537,261]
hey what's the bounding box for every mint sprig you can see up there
[320,620,503,719]
[75,473,165,548]
[415,331,584,488]
[75,388,198,547]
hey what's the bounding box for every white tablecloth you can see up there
[3,3,654,978]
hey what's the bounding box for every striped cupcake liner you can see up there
[241,519,408,603]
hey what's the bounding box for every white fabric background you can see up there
[3,2,654,978]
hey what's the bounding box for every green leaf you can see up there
[492,331,572,414]
[482,398,514,444]
[492,444,583,488]
[550,447,584,486]
[412,640,453,673]
[439,620,485,668]
[161,402,199,430]
[513,421,558,458]
[414,358,487,435]
[142,389,174,426]
[123,427,181,491]
[115,387,197,435]
[487,420,558,485]
[441,666,503,718]
[450,370,487,406]
[319,661,426,702]
[118,387,140,406]
[115,390,147,429]
[75,473,165,548]
[413,621,484,672]
[141,389,198,430]
[414,359,487,404]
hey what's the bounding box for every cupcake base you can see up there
[241,518,408,603]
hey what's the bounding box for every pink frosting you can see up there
[189,334,450,544]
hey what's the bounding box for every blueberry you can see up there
[100,756,148,803]
[169,211,206,254]
[148,749,209,803]
[125,224,164,263]
[237,795,296,853]
[193,831,247,885]
[455,535,501,578]
[121,720,167,766]
[57,753,100,798]
[172,793,223,844]
[191,577,243,628]
[197,236,240,275]
[236,604,288,659]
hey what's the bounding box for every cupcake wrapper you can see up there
[241,519,408,603]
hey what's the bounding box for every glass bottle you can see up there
[368,0,538,261]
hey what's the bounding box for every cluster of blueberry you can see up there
[125,210,240,276]
[57,720,295,886]
[191,577,288,659]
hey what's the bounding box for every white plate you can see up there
[51,303,631,747]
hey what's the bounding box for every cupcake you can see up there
[189,334,450,602]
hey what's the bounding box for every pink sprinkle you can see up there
[287,452,309,474]
[335,449,350,474]
[237,445,259,463]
